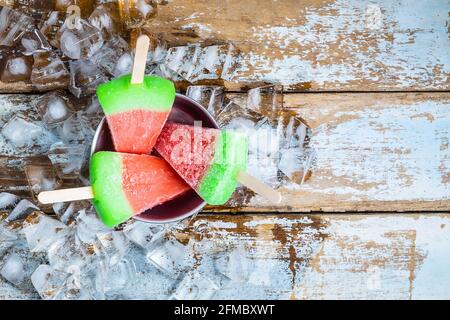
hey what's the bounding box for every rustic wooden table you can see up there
[1,0,449,299]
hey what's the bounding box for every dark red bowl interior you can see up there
[91,94,219,223]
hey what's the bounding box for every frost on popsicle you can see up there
[96,75,176,154]
[155,122,248,205]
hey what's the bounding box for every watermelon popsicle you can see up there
[155,122,281,205]
[96,74,176,154]
[38,151,191,228]
[89,151,190,227]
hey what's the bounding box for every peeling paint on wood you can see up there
[279,92,450,209]
[2,214,450,299]
[210,92,450,212]
[1,93,449,212]
[148,0,450,91]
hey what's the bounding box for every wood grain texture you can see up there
[212,92,450,212]
[1,0,448,93]
[0,81,32,93]
[1,93,449,212]
[148,0,450,91]
[2,213,450,300]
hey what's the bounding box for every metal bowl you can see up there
[91,94,218,223]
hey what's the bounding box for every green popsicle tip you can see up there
[198,130,248,205]
[89,151,133,228]
[96,75,176,115]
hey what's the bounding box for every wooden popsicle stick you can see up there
[237,171,282,204]
[38,186,94,204]
[131,34,150,84]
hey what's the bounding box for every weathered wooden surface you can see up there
[1,0,449,301]
[1,93,449,212]
[1,0,448,93]
[228,92,450,212]
[2,213,450,300]
[148,0,450,91]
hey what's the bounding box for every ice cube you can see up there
[31,264,69,299]
[53,260,107,300]
[150,63,185,81]
[24,163,63,200]
[146,240,194,279]
[123,220,165,251]
[143,32,167,64]
[6,199,39,221]
[189,44,233,82]
[0,253,27,287]
[89,36,131,77]
[0,112,59,154]
[37,91,73,125]
[214,245,250,283]
[1,115,45,147]
[52,270,99,300]
[69,59,108,98]
[248,122,280,157]
[22,212,68,252]
[113,52,133,77]
[220,43,242,81]
[0,224,18,257]
[118,0,157,29]
[170,271,220,300]
[57,112,88,144]
[186,85,224,117]
[276,112,311,149]
[164,43,239,83]
[52,200,91,225]
[279,148,303,184]
[47,233,91,271]
[0,192,19,210]
[279,147,317,185]
[247,85,283,117]
[216,100,267,131]
[104,258,136,296]
[38,10,66,48]
[97,232,130,266]
[88,2,122,39]
[164,45,200,81]
[217,102,282,187]
[0,7,34,47]
[75,210,109,243]
[31,51,70,90]
[130,28,167,68]
[59,18,104,60]
[83,95,102,115]
[75,96,103,135]
[19,28,52,56]
[0,254,25,284]
[247,153,281,188]
[0,53,33,83]
[0,244,45,290]
[246,122,283,188]
[47,142,87,178]
[44,97,69,122]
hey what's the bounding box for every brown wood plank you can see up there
[147,0,450,91]
[1,0,448,93]
[2,213,450,299]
